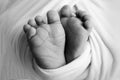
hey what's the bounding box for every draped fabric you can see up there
[0,0,120,80]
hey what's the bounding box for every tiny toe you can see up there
[23,24,30,33]
[82,15,90,22]
[83,21,92,32]
[76,10,89,22]
[28,19,36,27]
[23,24,36,39]
[47,10,60,24]
[35,16,44,25]
[60,5,73,17]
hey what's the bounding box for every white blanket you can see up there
[0,0,120,80]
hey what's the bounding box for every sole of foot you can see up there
[23,10,66,69]
[59,5,92,63]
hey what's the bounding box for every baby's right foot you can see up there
[23,10,66,69]
[60,5,92,63]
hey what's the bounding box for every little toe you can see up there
[76,10,89,22]
[83,20,92,32]
[28,19,36,27]
[23,24,36,39]
[47,10,60,24]
[35,16,45,26]
[76,10,92,32]
[60,5,73,17]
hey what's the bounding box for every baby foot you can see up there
[60,5,92,63]
[23,10,65,69]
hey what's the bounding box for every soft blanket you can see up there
[0,0,120,80]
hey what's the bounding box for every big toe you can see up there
[47,10,60,24]
[60,5,73,17]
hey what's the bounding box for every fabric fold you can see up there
[34,41,91,80]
